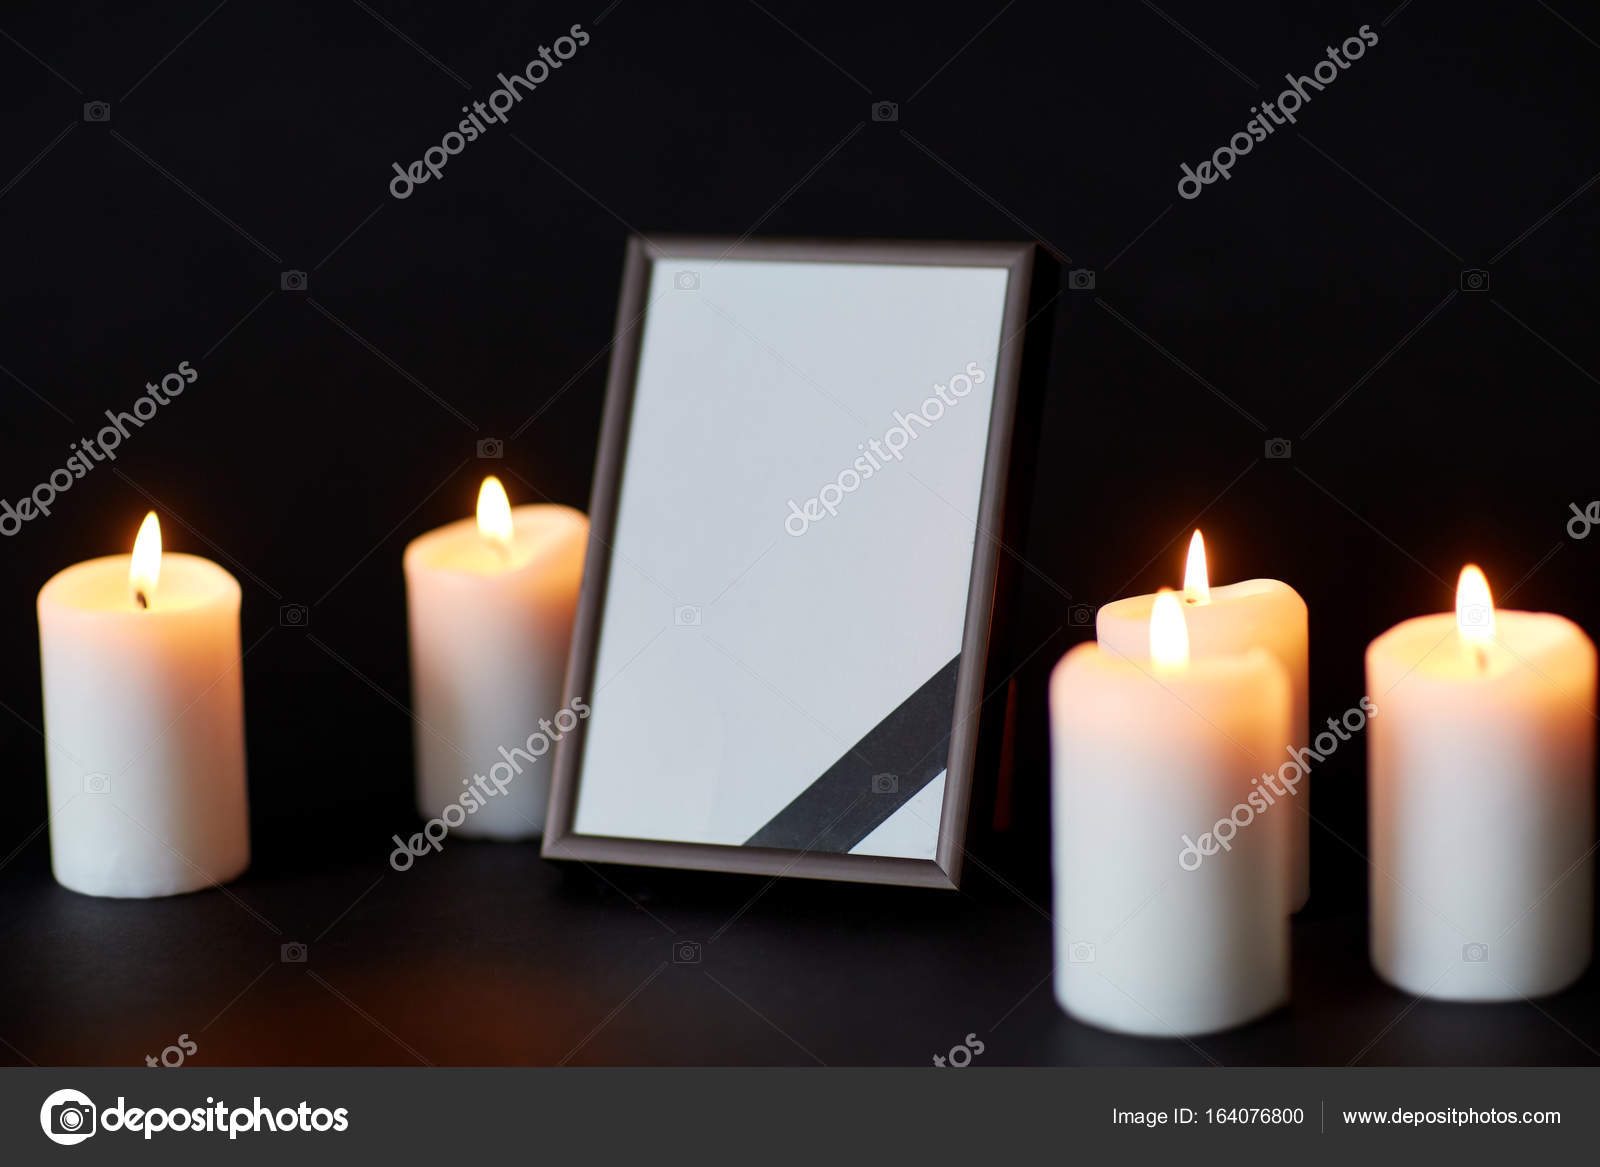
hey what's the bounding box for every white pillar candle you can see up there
[403,477,587,839]
[1097,531,1311,910]
[37,513,250,898]
[1050,591,1292,1037]
[1366,564,1595,1000]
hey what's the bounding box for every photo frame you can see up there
[543,236,1056,887]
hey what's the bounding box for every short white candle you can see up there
[1051,591,1292,1037]
[37,512,250,898]
[1366,564,1596,1000]
[403,477,587,839]
[1097,531,1311,910]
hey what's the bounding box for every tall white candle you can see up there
[37,513,250,898]
[1051,591,1292,1037]
[1366,565,1595,1000]
[403,477,587,839]
[1097,531,1311,910]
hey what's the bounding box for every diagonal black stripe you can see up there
[744,655,961,852]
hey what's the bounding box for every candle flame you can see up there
[476,476,514,554]
[1183,529,1210,605]
[1455,564,1494,643]
[1150,588,1190,670]
[130,511,161,608]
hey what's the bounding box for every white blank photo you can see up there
[571,256,1011,859]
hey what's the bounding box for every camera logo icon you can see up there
[871,772,898,794]
[476,437,504,459]
[1067,268,1096,291]
[280,270,308,292]
[674,604,701,627]
[281,941,308,963]
[1265,438,1292,460]
[871,100,899,123]
[279,603,309,628]
[83,772,111,795]
[40,1088,97,1145]
[1458,604,1491,631]
[1069,603,1095,627]
[673,939,702,964]
[674,271,699,291]
[1462,941,1489,963]
[82,101,111,123]
[1068,941,1096,964]
[1459,268,1490,293]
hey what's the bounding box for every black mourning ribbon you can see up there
[743,654,961,853]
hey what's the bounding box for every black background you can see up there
[2,0,1598,1066]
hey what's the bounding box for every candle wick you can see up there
[1474,644,1488,671]
[135,590,148,610]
